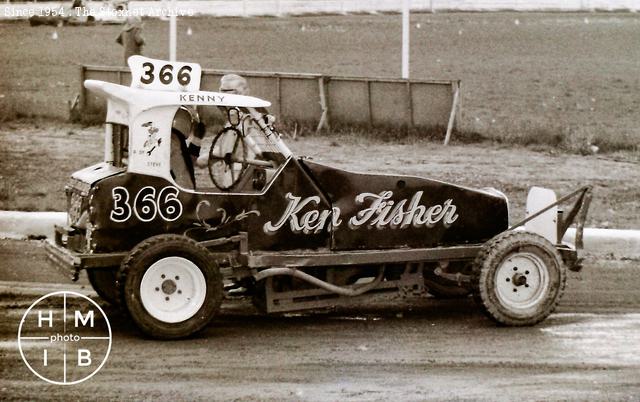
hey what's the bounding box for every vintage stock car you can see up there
[46,57,592,339]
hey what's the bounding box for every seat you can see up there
[170,130,196,190]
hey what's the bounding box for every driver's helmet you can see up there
[219,74,248,95]
[172,106,199,138]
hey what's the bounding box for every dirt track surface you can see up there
[1,239,639,401]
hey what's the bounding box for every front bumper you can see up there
[45,225,126,281]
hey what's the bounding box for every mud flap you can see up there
[525,187,558,244]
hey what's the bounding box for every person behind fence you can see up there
[71,0,85,13]
[116,16,145,66]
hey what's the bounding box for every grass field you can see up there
[1,12,639,153]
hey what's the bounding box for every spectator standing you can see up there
[116,16,145,65]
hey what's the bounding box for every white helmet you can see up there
[219,74,248,95]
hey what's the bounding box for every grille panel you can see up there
[66,178,90,227]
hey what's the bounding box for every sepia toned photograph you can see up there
[0,0,639,400]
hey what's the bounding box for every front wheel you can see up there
[472,231,566,326]
[118,235,223,339]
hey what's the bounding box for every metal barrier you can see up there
[80,65,460,131]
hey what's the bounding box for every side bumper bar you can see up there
[245,244,483,268]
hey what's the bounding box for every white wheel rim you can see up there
[495,252,550,310]
[140,257,207,323]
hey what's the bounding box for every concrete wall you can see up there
[80,65,459,129]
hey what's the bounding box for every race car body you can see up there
[46,56,592,339]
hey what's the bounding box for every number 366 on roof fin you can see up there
[128,55,202,92]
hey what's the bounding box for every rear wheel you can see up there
[472,231,566,326]
[87,268,119,305]
[118,235,223,339]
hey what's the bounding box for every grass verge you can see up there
[1,13,639,153]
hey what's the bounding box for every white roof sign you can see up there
[84,80,271,110]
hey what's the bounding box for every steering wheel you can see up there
[207,127,274,191]
[207,127,248,191]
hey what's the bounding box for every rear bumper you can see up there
[557,244,581,272]
[45,225,126,281]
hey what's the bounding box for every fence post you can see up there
[366,80,373,126]
[443,82,460,146]
[276,76,282,118]
[406,81,414,128]
[401,0,410,79]
[455,80,462,128]
[316,76,330,132]
[79,65,87,111]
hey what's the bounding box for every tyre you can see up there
[424,264,471,299]
[87,268,119,305]
[118,235,223,339]
[472,231,566,326]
